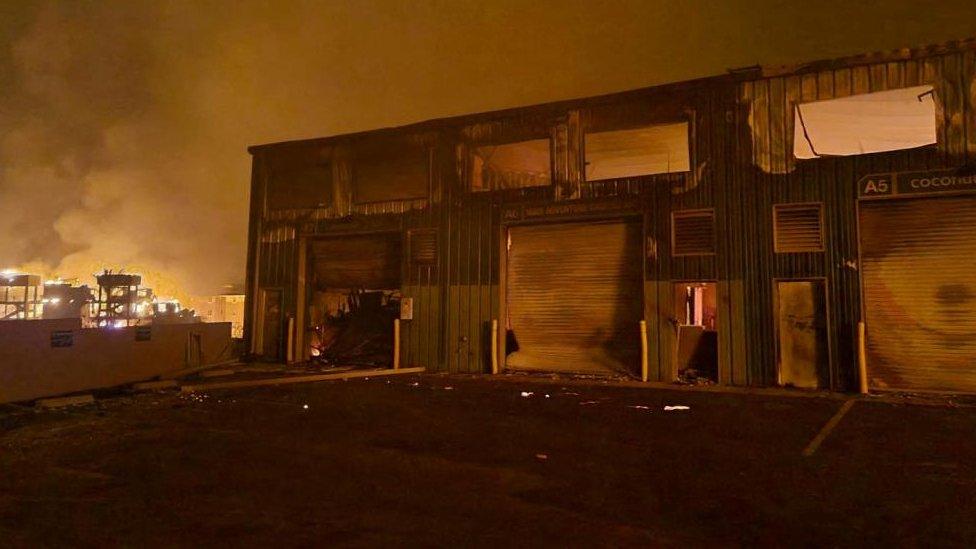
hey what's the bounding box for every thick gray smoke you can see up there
[1,0,974,300]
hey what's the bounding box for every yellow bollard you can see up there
[857,321,868,394]
[640,320,649,382]
[491,319,499,375]
[393,319,401,370]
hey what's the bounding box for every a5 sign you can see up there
[858,168,976,200]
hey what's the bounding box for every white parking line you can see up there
[802,399,856,457]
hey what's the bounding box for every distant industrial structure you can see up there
[197,292,245,338]
[0,270,201,328]
[41,282,94,321]
[0,273,42,320]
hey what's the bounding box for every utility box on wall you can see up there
[400,297,414,321]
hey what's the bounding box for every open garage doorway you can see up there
[307,233,402,368]
[672,282,718,384]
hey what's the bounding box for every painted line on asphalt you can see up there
[802,399,856,457]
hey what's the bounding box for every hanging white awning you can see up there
[793,85,937,159]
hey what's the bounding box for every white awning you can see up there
[793,85,937,159]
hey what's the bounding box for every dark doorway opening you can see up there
[260,288,283,361]
[307,233,402,368]
[672,282,718,384]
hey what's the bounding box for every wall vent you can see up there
[774,203,824,253]
[408,229,437,265]
[672,209,716,256]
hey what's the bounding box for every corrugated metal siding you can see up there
[243,42,976,390]
[736,48,976,390]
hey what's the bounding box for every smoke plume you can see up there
[1,1,974,301]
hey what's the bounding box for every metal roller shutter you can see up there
[860,196,976,392]
[506,220,643,376]
[311,234,401,290]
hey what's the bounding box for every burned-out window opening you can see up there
[774,203,825,253]
[793,85,937,159]
[267,162,333,211]
[584,121,690,181]
[354,146,429,204]
[671,209,716,256]
[470,138,551,191]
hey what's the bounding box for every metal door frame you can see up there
[771,277,833,389]
[256,286,285,362]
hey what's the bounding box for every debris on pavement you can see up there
[664,405,691,411]
[520,391,534,398]
[535,453,548,461]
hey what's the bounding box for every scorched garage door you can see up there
[860,196,976,392]
[506,220,643,375]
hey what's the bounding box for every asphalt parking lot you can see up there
[2,374,975,547]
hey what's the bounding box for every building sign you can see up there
[503,198,639,222]
[51,330,73,348]
[858,168,976,200]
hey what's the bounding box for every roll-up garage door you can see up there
[506,220,643,376]
[311,233,401,289]
[860,196,976,392]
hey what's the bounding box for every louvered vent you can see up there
[774,203,824,253]
[672,210,716,256]
[409,229,437,265]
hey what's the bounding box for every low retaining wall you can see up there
[0,320,232,404]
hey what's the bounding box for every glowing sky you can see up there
[1,0,974,297]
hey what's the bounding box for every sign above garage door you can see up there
[858,168,976,200]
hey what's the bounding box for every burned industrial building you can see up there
[243,38,976,394]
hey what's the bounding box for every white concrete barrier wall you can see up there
[0,320,232,404]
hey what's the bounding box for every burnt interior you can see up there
[673,282,718,383]
[308,233,402,367]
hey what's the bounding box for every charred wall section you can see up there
[243,39,976,390]
[734,45,976,389]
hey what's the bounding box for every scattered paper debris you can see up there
[544,394,550,398]
[302,404,309,410]
[535,454,548,461]
[562,391,581,396]
[664,405,690,411]
[520,391,534,398]
[444,386,454,391]
[579,400,599,406]
[628,405,652,410]
[409,382,420,387]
